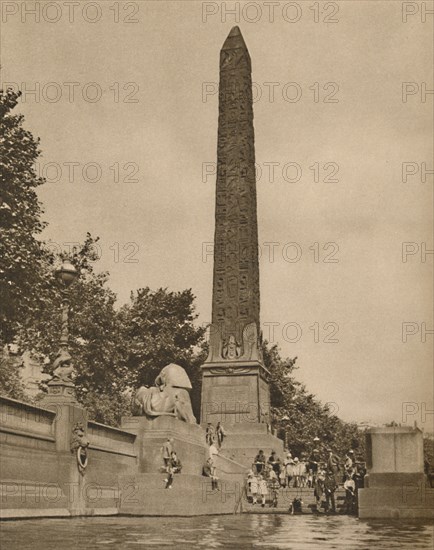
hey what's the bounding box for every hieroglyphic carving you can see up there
[209,26,260,362]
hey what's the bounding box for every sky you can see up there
[1,0,433,427]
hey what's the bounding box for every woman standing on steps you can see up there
[216,422,226,448]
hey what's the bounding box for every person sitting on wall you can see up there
[170,451,182,474]
[162,438,174,468]
[254,450,266,475]
[202,457,219,490]
[164,455,175,489]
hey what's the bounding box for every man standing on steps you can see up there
[206,423,215,446]
[326,448,341,475]
[324,470,338,513]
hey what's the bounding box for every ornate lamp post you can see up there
[43,260,79,405]
[56,261,79,350]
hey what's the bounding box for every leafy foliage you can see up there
[118,288,206,420]
[0,90,47,346]
[0,346,26,400]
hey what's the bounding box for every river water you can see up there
[1,515,433,549]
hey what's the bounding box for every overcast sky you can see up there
[1,0,433,427]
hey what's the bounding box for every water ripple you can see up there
[0,515,432,550]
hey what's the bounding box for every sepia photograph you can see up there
[0,1,433,548]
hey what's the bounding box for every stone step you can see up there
[241,486,349,515]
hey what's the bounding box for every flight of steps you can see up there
[240,486,350,515]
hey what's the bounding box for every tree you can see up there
[118,288,206,420]
[0,89,47,347]
[0,345,26,400]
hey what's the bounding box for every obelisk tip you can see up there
[222,26,247,51]
[228,26,241,37]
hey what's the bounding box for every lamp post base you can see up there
[41,380,77,405]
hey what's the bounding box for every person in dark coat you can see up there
[202,457,219,490]
[254,450,266,475]
[324,470,338,513]
[170,451,182,473]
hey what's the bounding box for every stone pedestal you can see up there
[358,426,434,519]
[201,361,270,427]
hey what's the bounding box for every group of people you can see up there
[253,449,312,489]
[201,422,226,491]
[247,447,366,513]
[205,421,226,448]
[246,464,280,507]
[160,422,227,492]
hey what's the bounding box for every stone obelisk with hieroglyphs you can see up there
[201,27,271,428]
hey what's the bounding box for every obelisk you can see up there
[201,27,271,427]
